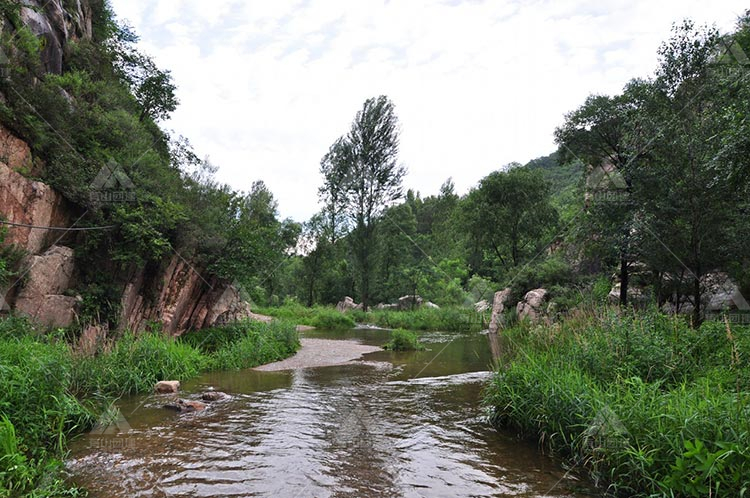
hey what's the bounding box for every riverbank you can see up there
[0,317,300,496]
[484,308,750,497]
[256,303,487,332]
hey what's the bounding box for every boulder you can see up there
[154,381,180,394]
[376,303,398,310]
[516,288,549,322]
[201,391,228,402]
[397,295,423,311]
[336,296,363,313]
[14,245,78,326]
[474,300,490,313]
[164,399,206,413]
[425,301,440,309]
[488,288,512,334]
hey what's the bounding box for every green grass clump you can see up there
[353,307,485,332]
[310,310,355,330]
[0,330,95,496]
[383,329,425,351]
[197,320,300,370]
[485,308,750,496]
[72,332,207,396]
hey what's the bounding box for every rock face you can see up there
[0,125,251,334]
[14,245,78,327]
[0,127,73,255]
[120,258,252,335]
[488,288,512,334]
[336,296,363,313]
[516,288,549,322]
[155,381,180,394]
[18,0,93,75]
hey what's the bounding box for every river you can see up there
[67,328,598,497]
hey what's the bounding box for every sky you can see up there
[108,0,748,222]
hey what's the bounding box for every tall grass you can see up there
[0,316,300,495]
[382,329,425,351]
[258,303,487,332]
[485,308,750,496]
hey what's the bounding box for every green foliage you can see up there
[0,327,95,496]
[310,310,355,330]
[485,309,750,496]
[200,320,300,371]
[71,332,206,396]
[356,307,484,332]
[383,329,424,351]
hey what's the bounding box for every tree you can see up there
[462,166,558,280]
[630,21,749,325]
[319,96,406,310]
[554,83,649,306]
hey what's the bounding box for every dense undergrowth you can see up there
[382,329,425,351]
[257,302,487,332]
[485,308,750,497]
[0,316,299,497]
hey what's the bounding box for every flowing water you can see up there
[67,328,599,497]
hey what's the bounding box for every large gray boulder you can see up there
[397,295,423,310]
[488,288,512,334]
[516,288,549,322]
[336,296,363,313]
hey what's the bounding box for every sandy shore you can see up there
[254,338,382,371]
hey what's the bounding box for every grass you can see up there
[484,307,750,496]
[258,302,487,332]
[0,316,299,496]
[382,329,425,351]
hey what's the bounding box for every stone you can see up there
[154,381,180,394]
[488,288,512,334]
[425,301,440,309]
[164,399,206,413]
[516,288,549,322]
[336,296,363,313]
[397,295,423,311]
[14,245,78,326]
[201,391,228,402]
[474,300,490,313]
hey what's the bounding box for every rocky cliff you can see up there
[0,123,251,335]
[0,2,251,336]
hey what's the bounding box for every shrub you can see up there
[383,329,424,351]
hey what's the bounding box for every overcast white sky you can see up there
[109,0,747,222]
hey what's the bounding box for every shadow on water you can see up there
[66,328,600,497]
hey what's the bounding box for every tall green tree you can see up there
[319,96,406,310]
[462,166,558,280]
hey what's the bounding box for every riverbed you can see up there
[67,328,598,497]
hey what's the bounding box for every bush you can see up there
[383,329,424,351]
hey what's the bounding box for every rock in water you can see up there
[164,399,206,413]
[201,391,227,402]
[154,381,180,394]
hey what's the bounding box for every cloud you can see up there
[109,0,748,221]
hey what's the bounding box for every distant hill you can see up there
[523,152,584,219]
